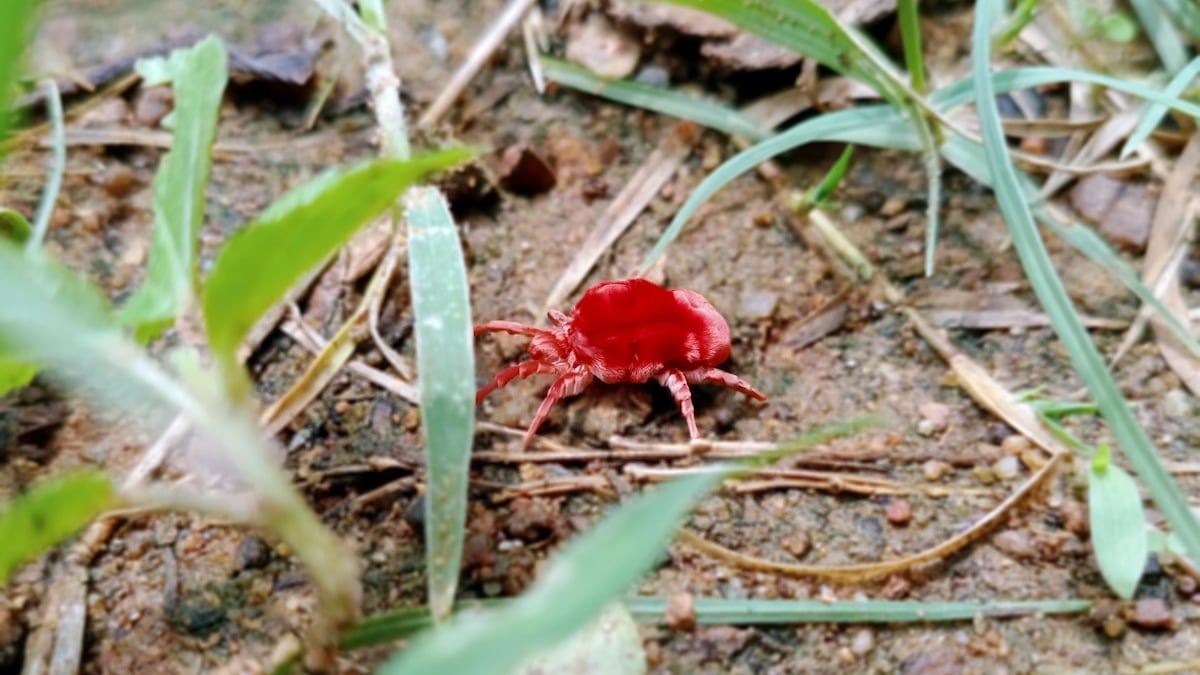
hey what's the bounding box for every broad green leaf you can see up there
[200,148,473,385]
[404,186,475,621]
[119,36,228,342]
[0,241,167,412]
[512,604,645,675]
[378,469,723,674]
[0,470,113,583]
[970,0,1200,576]
[0,353,37,397]
[1089,446,1147,599]
[0,208,32,244]
[0,0,43,144]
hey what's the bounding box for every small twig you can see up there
[27,79,66,251]
[367,232,416,380]
[260,227,405,435]
[122,414,191,487]
[544,137,690,313]
[419,0,538,127]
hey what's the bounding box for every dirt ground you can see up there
[3,0,1200,673]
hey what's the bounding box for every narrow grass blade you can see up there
[1130,0,1189,73]
[0,470,113,583]
[341,594,1091,653]
[377,469,723,674]
[201,149,472,390]
[1158,0,1200,42]
[1089,445,1147,599]
[404,186,475,622]
[1120,55,1200,158]
[639,105,920,272]
[119,36,228,342]
[930,66,1200,118]
[540,57,767,140]
[651,0,894,97]
[0,0,42,144]
[26,78,64,251]
[971,0,1200,569]
[626,596,1093,623]
[939,134,1200,360]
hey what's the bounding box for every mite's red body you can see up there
[475,278,767,442]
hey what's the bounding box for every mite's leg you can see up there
[474,321,545,337]
[658,369,700,439]
[693,368,767,401]
[476,361,560,404]
[524,369,594,444]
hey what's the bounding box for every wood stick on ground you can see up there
[419,0,538,127]
[544,134,691,313]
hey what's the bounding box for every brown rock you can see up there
[565,14,640,79]
[665,592,695,632]
[1130,598,1177,630]
[134,85,175,128]
[496,144,556,196]
[993,529,1036,560]
[918,401,951,433]
[1069,174,1156,252]
[505,497,559,541]
[885,499,912,526]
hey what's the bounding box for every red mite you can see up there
[475,278,767,443]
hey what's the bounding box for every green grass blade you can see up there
[1157,0,1200,41]
[0,210,39,395]
[540,56,768,140]
[119,36,228,342]
[638,105,920,273]
[626,597,1093,623]
[1130,0,1189,72]
[970,0,1200,570]
[377,469,724,674]
[650,0,893,96]
[403,186,476,622]
[200,149,472,390]
[939,134,1200,360]
[0,470,113,583]
[930,65,1200,117]
[1089,446,1147,599]
[0,0,42,146]
[340,594,1090,653]
[1120,55,1200,158]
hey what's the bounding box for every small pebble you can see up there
[134,86,174,127]
[885,499,912,526]
[1059,500,1089,535]
[993,529,1036,560]
[1000,434,1031,455]
[850,628,875,655]
[665,592,695,632]
[918,401,951,434]
[1130,598,1177,630]
[783,531,811,557]
[1162,388,1193,419]
[236,535,272,571]
[1178,575,1197,595]
[993,456,1021,481]
[333,399,351,415]
[879,195,907,217]
[923,460,952,481]
[737,289,779,321]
